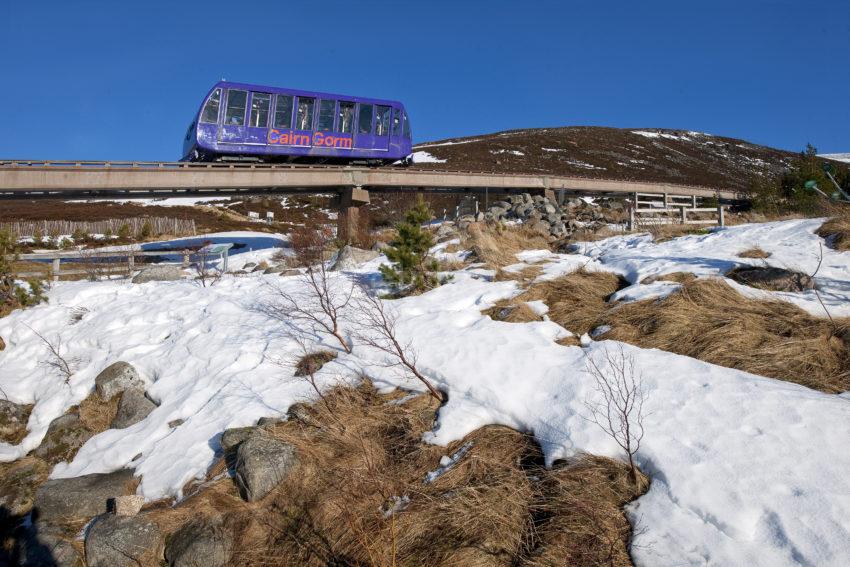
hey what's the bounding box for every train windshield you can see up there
[338,102,354,133]
[375,105,391,136]
[358,104,373,134]
[225,90,247,126]
[250,93,271,128]
[200,89,221,124]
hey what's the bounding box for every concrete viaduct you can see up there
[0,160,740,240]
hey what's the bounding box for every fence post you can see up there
[52,258,60,283]
[182,250,190,267]
[718,204,725,227]
[128,253,135,276]
[680,206,687,224]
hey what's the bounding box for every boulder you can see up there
[20,526,84,567]
[95,361,144,400]
[727,266,816,292]
[0,457,49,517]
[234,430,298,502]
[331,245,380,271]
[85,514,163,567]
[529,221,551,236]
[111,388,157,429]
[219,426,256,454]
[33,412,93,465]
[0,399,31,443]
[113,494,145,516]
[33,469,137,523]
[131,264,184,284]
[242,262,257,270]
[165,516,234,567]
[435,222,458,241]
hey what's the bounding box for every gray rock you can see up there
[727,266,816,292]
[85,514,163,567]
[21,526,83,567]
[111,388,157,429]
[256,416,284,428]
[435,222,458,240]
[277,269,302,277]
[242,262,257,270]
[0,399,30,443]
[95,361,144,401]
[492,200,510,210]
[32,413,93,466]
[131,264,184,284]
[543,204,557,215]
[331,245,381,271]
[263,264,294,275]
[33,469,137,523]
[474,211,485,222]
[219,426,256,454]
[530,221,551,236]
[372,240,390,252]
[234,430,298,502]
[251,264,267,273]
[165,516,234,567]
[545,213,561,224]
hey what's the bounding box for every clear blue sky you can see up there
[1,0,848,161]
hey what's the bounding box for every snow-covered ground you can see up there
[819,153,850,164]
[2,219,850,565]
[409,150,447,164]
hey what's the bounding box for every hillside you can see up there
[414,126,797,191]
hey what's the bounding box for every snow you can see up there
[2,221,850,565]
[490,149,525,156]
[819,153,850,164]
[410,151,446,164]
[72,196,227,207]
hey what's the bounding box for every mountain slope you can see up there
[414,126,797,191]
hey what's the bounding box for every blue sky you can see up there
[1,0,848,161]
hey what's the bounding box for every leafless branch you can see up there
[809,242,837,330]
[194,249,222,288]
[352,291,444,403]
[25,323,77,384]
[583,344,647,485]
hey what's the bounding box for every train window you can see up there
[296,97,315,130]
[391,109,402,137]
[375,105,391,136]
[338,101,354,133]
[318,100,335,132]
[274,94,293,129]
[200,89,221,124]
[403,111,411,139]
[224,89,247,126]
[358,104,374,134]
[249,93,271,128]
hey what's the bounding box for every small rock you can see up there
[234,430,298,502]
[168,418,184,428]
[33,412,93,466]
[251,264,267,273]
[262,264,292,274]
[95,361,144,401]
[165,516,234,567]
[727,266,815,292]
[113,494,145,516]
[34,469,137,523]
[242,262,257,270]
[85,514,163,567]
[286,402,316,426]
[256,416,284,428]
[0,399,31,443]
[530,221,551,236]
[131,264,184,284]
[474,211,485,222]
[331,245,381,271]
[435,222,458,240]
[543,204,557,215]
[220,426,256,454]
[111,388,157,429]
[372,240,390,252]
[278,269,302,277]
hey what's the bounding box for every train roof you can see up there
[212,81,405,108]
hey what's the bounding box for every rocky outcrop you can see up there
[165,516,234,567]
[33,469,137,523]
[234,429,298,502]
[111,388,157,429]
[132,264,184,284]
[727,266,816,292]
[32,412,93,466]
[0,399,31,443]
[19,525,84,567]
[85,514,164,567]
[331,245,380,271]
[95,361,144,400]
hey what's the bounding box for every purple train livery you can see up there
[182,81,413,164]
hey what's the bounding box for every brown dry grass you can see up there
[465,224,551,269]
[817,211,850,251]
[77,392,120,433]
[294,350,337,377]
[640,272,697,285]
[192,382,648,567]
[737,247,772,259]
[494,264,544,285]
[483,299,542,323]
[643,223,711,242]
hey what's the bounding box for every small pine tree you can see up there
[379,197,440,293]
[138,220,153,240]
[117,223,131,241]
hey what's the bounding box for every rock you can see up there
[33,469,137,523]
[530,221,551,236]
[20,526,84,567]
[111,388,156,429]
[234,430,298,502]
[219,426,256,454]
[33,412,93,465]
[243,262,257,270]
[331,245,381,271]
[251,264,267,273]
[95,361,144,401]
[543,204,557,214]
[545,213,560,224]
[727,266,815,292]
[372,240,390,252]
[0,457,49,517]
[277,269,301,277]
[168,418,184,428]
[165,516,234,567]
[85,514,163,567]
[113,494,145,516]
[435,223,458,241]
[131,264,184,284]
[286,402,316,426]
[474,212,485,222]
[262,264,293,275]
[256,416,284,428]
[0,399,31,443]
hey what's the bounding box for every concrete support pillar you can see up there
[338,186,370,243]
[544,188,557,203]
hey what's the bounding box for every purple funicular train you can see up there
[182,81,413,164]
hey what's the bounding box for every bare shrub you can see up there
[353,292,444,402]
[25,324,77,383]
[583,345,647,486]
[262,226,353,353]
[194,248,222,287]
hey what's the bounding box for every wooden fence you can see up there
[628,193,725,230]
[2,217,196,239]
